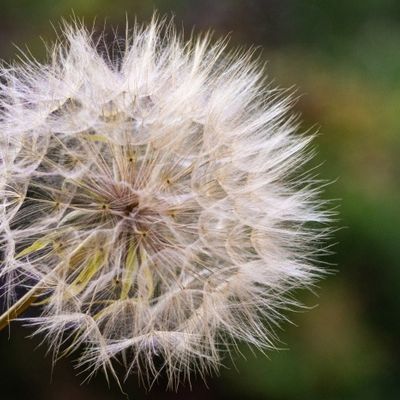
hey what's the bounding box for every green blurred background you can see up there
[0,1,399,399]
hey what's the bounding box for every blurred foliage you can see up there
[0,1,399,399]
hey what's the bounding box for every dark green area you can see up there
[0,1,399,399]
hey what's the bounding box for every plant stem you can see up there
[0,284,43,331]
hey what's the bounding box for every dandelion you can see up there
[0,16,331,388]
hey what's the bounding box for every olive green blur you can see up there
[0,1,399,399]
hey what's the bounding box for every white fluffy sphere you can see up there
[0,17,331,388]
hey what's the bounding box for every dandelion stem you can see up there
[0,284,43,331]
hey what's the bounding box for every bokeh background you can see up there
[0,1,399,399]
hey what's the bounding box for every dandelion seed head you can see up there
[0,16,332,388]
